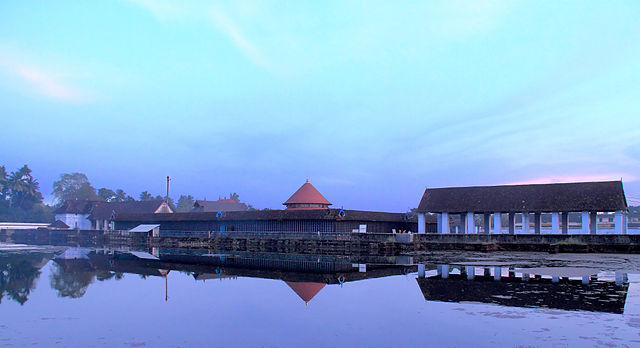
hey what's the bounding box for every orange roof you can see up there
[283,181,331,206]
[285,281,326,303]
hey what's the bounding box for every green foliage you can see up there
[177,194,195,212]
[229,192,240,202]
[97,188,117,202]
[49,262,95,298]
[139,191,152,201]
[0,164,52,222]
[52,173,97,204]
[0,252,46,305]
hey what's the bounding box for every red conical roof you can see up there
[285,281,326,303]
[283,180,331,206]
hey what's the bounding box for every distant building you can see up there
[115,180,428,234]
[55,199,173,230]
[192,199,248,212]
[54,200,96,229]
[90,200,173,231]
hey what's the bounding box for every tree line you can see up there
[0,164,252,222]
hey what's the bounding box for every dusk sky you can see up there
[1,1,639,211]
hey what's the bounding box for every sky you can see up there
[1,0,639,211]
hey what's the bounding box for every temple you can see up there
[115,180,425,234]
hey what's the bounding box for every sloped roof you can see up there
[285,281,326,303]
[283,182,331,206]
[49,220,70,229]
[192,200,248,212]
[54,200,96,214]
[128,224,161,233]
[90,200,171,220]
[115,208,421,223]
[417,181,628,213]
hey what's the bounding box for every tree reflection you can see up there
[0,253,51,305]
[49,262,95,298]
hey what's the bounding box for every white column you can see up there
[581,211,590,234]
[418,213,425,234]
[551,212,560,234]
[441,212,450,234]
[493,267,501,280]
[441,264,449,279]
[436,214,442,234]
[418,264,425,277]
[493,212,501,234]
[466,266,475,280]
[466,212,475,235]
[522,213,530,234]
[614,210,625,234]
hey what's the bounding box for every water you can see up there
[1,244,640,347]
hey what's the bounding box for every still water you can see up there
[1,244,640,347]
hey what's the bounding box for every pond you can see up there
[1,244,639,347]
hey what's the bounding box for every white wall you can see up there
[55,213,91,230]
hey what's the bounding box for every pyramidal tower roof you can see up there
[283,179,331,209]
[285,281,326,304]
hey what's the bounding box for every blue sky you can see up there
[1,1,639,210]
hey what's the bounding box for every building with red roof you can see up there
[283,179,332,210]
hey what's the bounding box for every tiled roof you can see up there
[417,181,628,213]
[283,182,331,206]
[89,200,171,219]
[115,208,421,223]
[192,200,248,212]
[53,200,96,214]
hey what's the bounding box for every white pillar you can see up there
[493,212,501,234]
[581,211,590,234]
[418,264,425,278]
[418,213,425,234]
[493,267,501,280]
[466,212,475,235]
[614,210,626,234]
[508,213,516,234]
[436,214,442,234]
[581,275,590,284]
[441,212,450,234]
[522,213,530,234]
[466,266,475,280]
[441,264,449,279]
[551,212,560,234]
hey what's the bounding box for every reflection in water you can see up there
[417,264,629,313]
[0,250,55,305]
[0,246,634,315]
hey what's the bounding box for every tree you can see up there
[139,191,152,201]
[97,188,117,202]
[229,192,240,202]
[7,165,43,210]
[114,189,127,202]
[0,166,8,200]
[52,173,97,204]
[177,195,195,212]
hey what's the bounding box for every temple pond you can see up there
[1,244,640,347]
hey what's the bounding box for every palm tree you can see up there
[7,165,43,209]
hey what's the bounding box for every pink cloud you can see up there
[14,64,83,102]
[506,174,637,185]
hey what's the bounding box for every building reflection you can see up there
[47,247,414,304]
[416,264,630,314]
